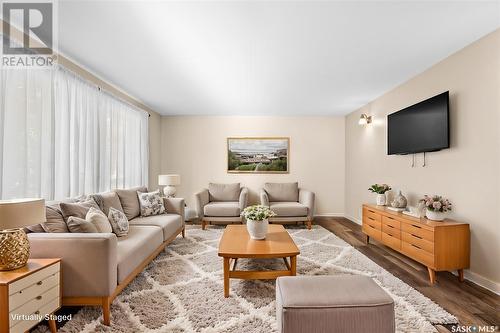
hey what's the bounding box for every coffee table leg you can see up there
[224,257,230,297]
[290,256,297,276]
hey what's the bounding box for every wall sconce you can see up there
[358,113,372,125]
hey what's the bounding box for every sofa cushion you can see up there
[89,192,124,216]
[60,199,100,222]
[270,202,308,217]
[66,216,99,233]
[204,202,240,217]
[130,214,182,241]
[86,207,112,233]
[264,182,299,202]
[115,186,147,220]
[138,190,165,217]
[208,183,240,202]
[117,225,163,283]
[42,204,69,232]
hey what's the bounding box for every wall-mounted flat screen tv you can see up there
[388,91,449,155]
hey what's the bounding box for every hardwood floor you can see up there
[316,216,500,332]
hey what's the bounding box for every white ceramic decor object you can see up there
[246,218,269,240]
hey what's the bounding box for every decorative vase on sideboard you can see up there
[246,219,269,240]
[426,210,446,221]
[376,194,386,206]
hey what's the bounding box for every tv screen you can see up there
[388,91,449,155]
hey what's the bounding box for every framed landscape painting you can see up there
[227,137,289,173]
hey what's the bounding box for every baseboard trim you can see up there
[314,213,345,218]
[452,270,500,295]
[343,214,362,225]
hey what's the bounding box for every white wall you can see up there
[345,30,500,292]
[160,116,345,215]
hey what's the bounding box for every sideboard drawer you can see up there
[363,223,381,241]
[402,241,434,268]
[402,231,434,254]
[363,208,382,222]
[382,216,401,230]
[363,216,381,230]
[382,232,401,251]
[382,223,401,239]
[401,222,434,242]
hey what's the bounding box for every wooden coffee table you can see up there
[218,224,300,297]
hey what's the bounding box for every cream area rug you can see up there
[36,225,457,333]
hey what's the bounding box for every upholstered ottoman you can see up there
[276,275,395,333]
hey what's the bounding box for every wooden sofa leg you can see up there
[202,220,206,230]
[102,296,111,326]
[307,219,312,230]
[182,227,185,238]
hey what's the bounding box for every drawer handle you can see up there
[387,225,395,229]
[368,210,375,213]
[387,217,394,220]
[387,233,393,237]
[34,310,40,315]
[369,225,375,229]
[411,244,422,250]
[368,217,375,221]
[411,224,422,229]
[36,295,42,300]
[411,233,423,239]
[37,281,43,286]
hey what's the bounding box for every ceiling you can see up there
[57,1,500,116]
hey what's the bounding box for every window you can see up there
[0,66,149,200]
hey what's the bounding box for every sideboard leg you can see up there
[427,267,436,284]
[458,269,464,282]
[365,235,370,244]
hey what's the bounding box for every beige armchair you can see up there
[260,182,315,229]
[195,183,249,230]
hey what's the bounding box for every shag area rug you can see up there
[36,225,457,333]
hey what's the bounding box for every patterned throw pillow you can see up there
[137,190,165,217]
[108,207,129,237]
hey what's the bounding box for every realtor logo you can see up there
[1,0,56,67]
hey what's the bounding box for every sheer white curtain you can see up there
[0,66,149,200]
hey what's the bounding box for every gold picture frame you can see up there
[227,137,290,174]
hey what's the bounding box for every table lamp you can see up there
[158,174,181,197]
[0,198,45,271]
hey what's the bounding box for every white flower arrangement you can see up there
[420,195,452,213]
[242,205,276,221]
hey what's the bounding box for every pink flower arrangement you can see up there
[420,195,452,212]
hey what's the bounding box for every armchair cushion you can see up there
[204,202,240,217]
[270,202,308,217]
[264,182,299,202]
[209,183,240,202]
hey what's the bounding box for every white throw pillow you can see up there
[86,207,112,233]
[137,190,165,217]
[108,207,129,237]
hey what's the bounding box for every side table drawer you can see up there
[9,285,60,328]
[9,262,60,295]
[9,296,60,333]
[9,271,59,311]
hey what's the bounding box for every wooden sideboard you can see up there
[362,204,470,284]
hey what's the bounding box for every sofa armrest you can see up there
[164,197,185,223]
[28,233,118,297]
[194,189,209,218]
[299,189,315,219]
[260,189,270,207]
[239,187,249,211]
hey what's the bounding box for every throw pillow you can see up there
[86,207,112,233]
[60,199,101,221]
[115,186,148,220]
[137,190,165,217]
[42,205,69,233]
[66,216,99,233]
[108,207,129,237]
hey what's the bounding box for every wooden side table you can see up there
[0,258,61,333]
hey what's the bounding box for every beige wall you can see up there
[148,111,162,191]
[345,30,500,292]
[160,116,345,214]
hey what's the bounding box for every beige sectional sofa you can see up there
[27,188,185,326]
